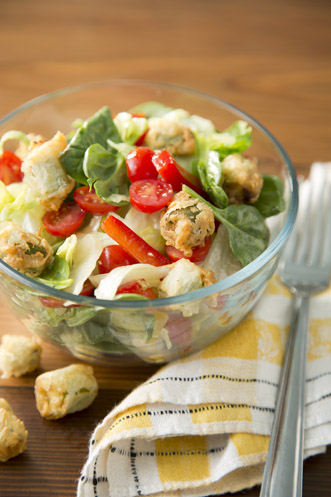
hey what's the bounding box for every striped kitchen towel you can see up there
[77,271,331,497]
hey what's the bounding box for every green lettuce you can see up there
[59,106,121,185]
[36,255,73,289]
[253,174,285,218]
[113,112,147,145]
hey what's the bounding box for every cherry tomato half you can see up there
[165,236,212,263]
[152,149,205,196]
[39,280,95,308]
[116,280,156,299]
[98,245,137,274]
[0,150,23,185]
[73,186,120,215]
[125,147,158,183]
[42,202,86,237]
[129,178,173,213]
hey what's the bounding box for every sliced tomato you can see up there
[101,214,169,266]
[40,280,95,308]
[116,280,156,299]
[165,236,212,263]
[73,186,120,215]
[0,150,23,185]
[129,178,173,213]
[152,149,204,195]
[98,245,137,274]
[125,147,158,183]
[42,202,86,237]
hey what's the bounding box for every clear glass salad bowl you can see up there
[0,81,298,366]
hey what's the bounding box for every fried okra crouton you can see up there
[21,131,75,211]
[160,191,215,257]
[144,118,195,156]
[0,221,53,277]
[0,398,28,462]
[35,364,98,420]
[221,153,263,205]
[0,334,41,379]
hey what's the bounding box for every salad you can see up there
[0,102,285,307]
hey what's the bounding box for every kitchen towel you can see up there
[78,163,331,497]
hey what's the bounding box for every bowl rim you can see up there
[0,79,298,309]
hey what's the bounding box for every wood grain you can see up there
[1,0,331,495]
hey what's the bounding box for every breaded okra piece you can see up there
[0,398,28,462]
[35,364,98,420]
[0,334,41,379]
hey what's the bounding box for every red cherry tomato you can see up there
[129,178,173,213]
[0,150,23,185]
[125,147,158,182]
[42,202,86,237]
[135,128,149,146]
[165,236,212,263]
[98,245,137,274]
[73,186,120,215]
[79,279,95,296]
[152,149,205,195]
[101,215,170,266]
[116,280,156,299]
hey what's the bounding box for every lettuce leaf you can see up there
[64,232,115,296]
[113,112,148,145]
[253,174,285,218]
[83,143,129,206]
[0,181,44,233]
[59,106,121,185]
[36,255,73,289]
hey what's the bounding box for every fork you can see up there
[259,163,331,497]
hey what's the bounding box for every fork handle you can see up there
[260,291,310,497]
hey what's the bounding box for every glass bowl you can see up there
[0,80,298,365]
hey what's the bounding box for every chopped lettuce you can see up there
[0,181,44,233]
[59,106,121,185]
[201,225,242,281]
[92,264,170,300]
[0,130,30,153]
[64,232,114,295]
[56,235,78,268]
[129,101,173,118]
[113,112,148,145]
[36,255,73,289]
[124,208,165,252]
[253,174,286,218]
[83,143,129,206]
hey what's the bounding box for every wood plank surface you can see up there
[1,0,331,495]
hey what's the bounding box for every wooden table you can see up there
[1,0,331,495]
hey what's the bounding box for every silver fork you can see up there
[260,163,331,497]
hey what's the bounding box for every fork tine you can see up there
[291,180,313,263]
[307,167,330,265]
[319,181,331,267]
